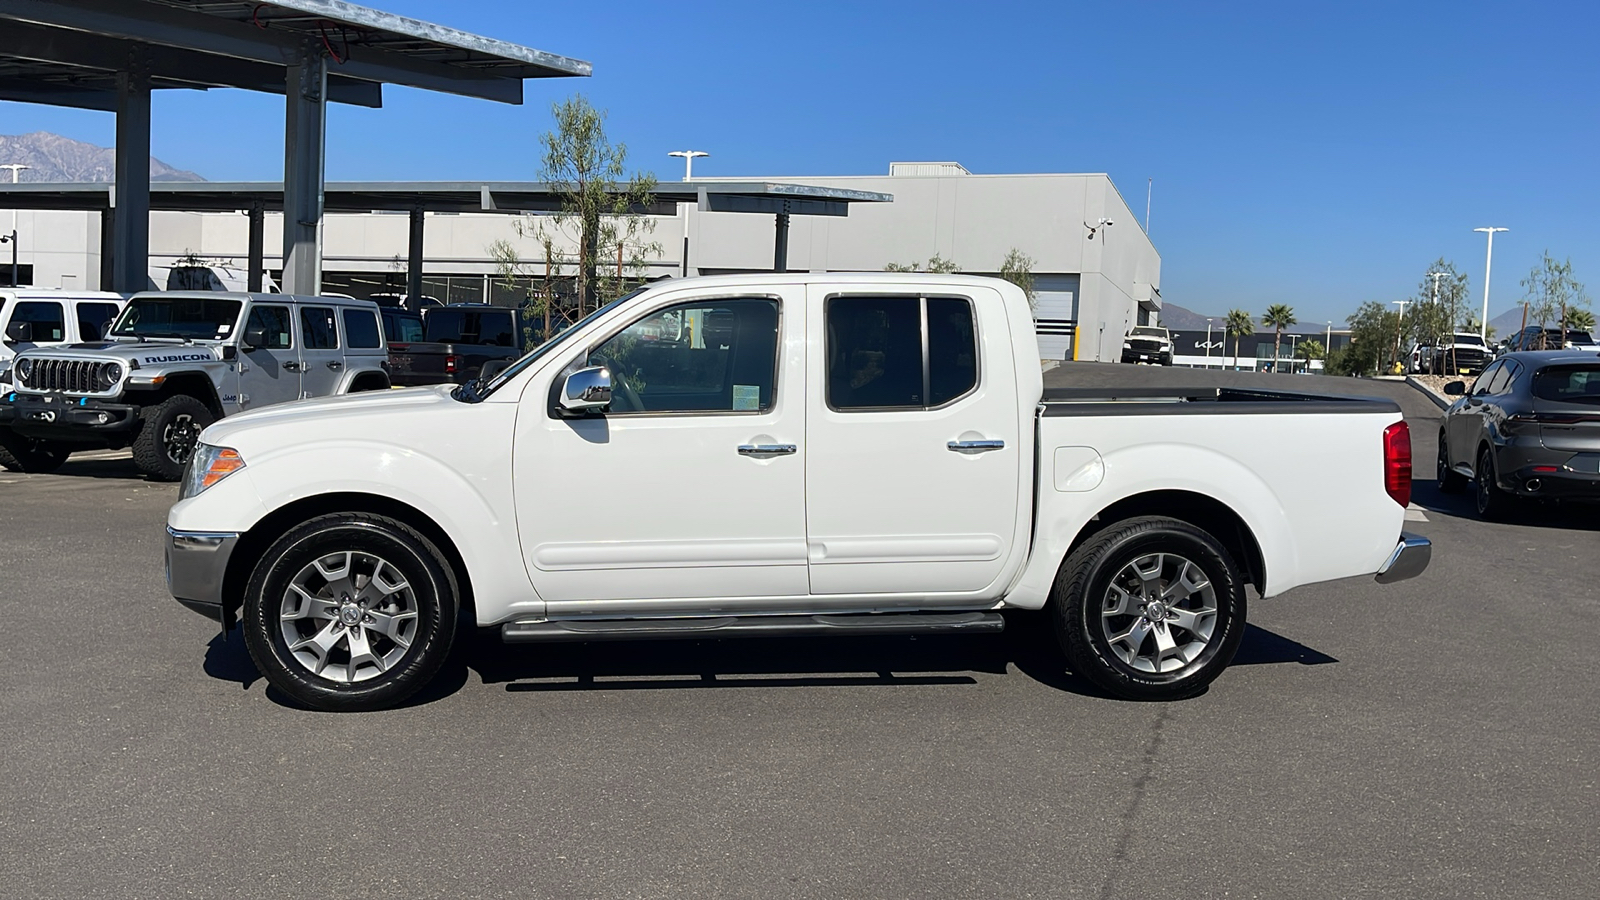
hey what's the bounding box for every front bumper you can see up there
[1121,347,1171,364]
[0,392,140,440]
[166,526,241,628]
[1375,532,1431,584]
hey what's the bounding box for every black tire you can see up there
[1475,446,1512,520]
[0,430,71,473]
[1437,431,1467,493]
[1050,516,1247,701]
[242,513,459,712]
[132,394,214,481]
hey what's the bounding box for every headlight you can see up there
[15,358,33,382]
[180,444,245,500]
[99,363,123,391]
[1123,341,1132,348]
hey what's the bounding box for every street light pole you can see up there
[1427,270,1449,373]
[1,163,28,289]
[1474,226,1508,340]
[1206,318,1214,369]
[668,151,709,278]
[1392,299,1411,373]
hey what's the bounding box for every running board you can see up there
[500,611,1004,643]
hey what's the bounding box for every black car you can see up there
[1502,326,1600,354]
[1437,351,1600,518]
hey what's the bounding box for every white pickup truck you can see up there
[165,274,1429,711]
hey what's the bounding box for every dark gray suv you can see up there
[1438,351,1600,518]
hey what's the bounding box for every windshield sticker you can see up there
[733,385,760,411]
[218,324,231,334]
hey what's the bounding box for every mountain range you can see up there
[0,131,204,183]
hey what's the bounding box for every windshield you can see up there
[1452,334,1486,346]
[1565,332,1596,344]
[1130,327,1167,337]
[111,297,242,341]
[474,290,644,400]
[1533,365,1600,404]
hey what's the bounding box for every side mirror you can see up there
[242,324,269,349]
[221,345,237,361]
[4,320,33,343]
[559,365,612,415]
[1444,381,1467,396]
[479,359,511,381]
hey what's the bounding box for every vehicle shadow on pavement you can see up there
[1411,479,1600,532]
[200,612,1339,707]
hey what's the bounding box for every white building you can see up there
[2,163,1160,361]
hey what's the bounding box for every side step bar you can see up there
[501,611,1005,643]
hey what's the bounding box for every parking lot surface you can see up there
[2,368,1596,899]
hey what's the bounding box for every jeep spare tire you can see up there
[133,394,214,481]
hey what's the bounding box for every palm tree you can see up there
[1565,307,1596,335]
[1224,309,1254,370]
[1262,303,1297,373]
[1296,338,1326,374]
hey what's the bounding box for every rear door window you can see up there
[827,295,978,410]
[12,301,66,342]
[381,311,424,343]
[300,306,339,349]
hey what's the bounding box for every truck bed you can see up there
[1040,385,1402,416]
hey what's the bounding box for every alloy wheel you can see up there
[1099,552,1218,674]
[279,550,420,684]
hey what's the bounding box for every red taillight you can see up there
[444,354,458,374]
[1383,421,1412,508]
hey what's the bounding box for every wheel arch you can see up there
[222,491,475,625]
[347,369,391,392]
[1061,490,1266,592]
[145,371,225,418]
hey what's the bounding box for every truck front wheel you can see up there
[132,394,213,481]
[1051,516,1246,700]
[242,513,459,712]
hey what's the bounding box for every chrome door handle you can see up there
[738,444,797,457]
[948,439,1005,453]
[327,361,344,370]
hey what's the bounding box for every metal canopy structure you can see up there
[0,180,893,295]
[0,0,590,293]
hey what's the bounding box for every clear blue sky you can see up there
[2,0,1595,325]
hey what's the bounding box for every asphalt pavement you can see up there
[1,367,1595,899]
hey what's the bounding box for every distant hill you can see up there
[1160,301,1332,334]
[0,131,204,183]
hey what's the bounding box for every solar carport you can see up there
[0,180,893,297]
[0,0,590,293]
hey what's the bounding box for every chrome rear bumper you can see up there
[1375,532,1431,584]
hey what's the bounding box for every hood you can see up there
[14,341,223,365]
[203,384,456,444]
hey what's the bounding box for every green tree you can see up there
[532,94,658,316]
[1261,303,1297,372]
[1331,300,1401,376]
[1520,251,1590,347]
[1224,308,1254,369]
[883,253,961,274]
[999,249,1037,310]
[1409,259,1471,348]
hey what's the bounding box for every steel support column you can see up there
[773,206,791,273]
[407,206,425,308]
[98,208,115,291]
[282,45,327,296]
[246,201,265,292]
[112,50,151,294]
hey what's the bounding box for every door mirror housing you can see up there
[1444,381,1466,396]
[4,320,33,344]
[559,365,612,415]
[479,358,511,381]
[242,324,269,349]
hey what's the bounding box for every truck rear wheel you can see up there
[1051,516,1246,700]
[0,432,70,473]
[132,394,213,481]
[242,513,459,712]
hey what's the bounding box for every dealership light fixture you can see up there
[1473,227,1508,340]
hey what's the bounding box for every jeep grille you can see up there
[19,358,121,395]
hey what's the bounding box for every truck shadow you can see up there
[202,614,1337,708]
[1410,478,1600,533]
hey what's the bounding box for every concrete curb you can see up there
[1405,375,1449,410]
